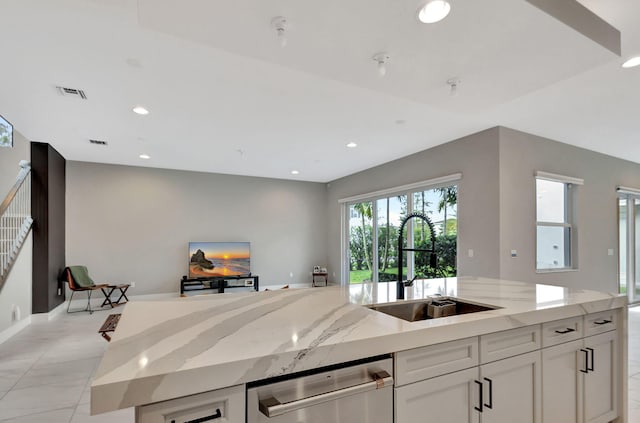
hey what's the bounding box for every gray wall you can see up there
[0,130,32,334]
[64,126,640,296]
[66,162,328,294]
[498,127,640,292]
[326,128,501,283]
[327,125,640,294]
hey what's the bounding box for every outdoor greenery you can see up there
[0,120,11,147]
[349,185,458,283]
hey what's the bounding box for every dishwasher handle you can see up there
[258,370,393,418]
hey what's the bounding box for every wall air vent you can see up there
[89,139,108,146]
[56,86,88,100]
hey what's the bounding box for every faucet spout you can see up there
[396,212,437,300]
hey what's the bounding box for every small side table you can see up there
[312,272,328,287]
[101,284,130,307]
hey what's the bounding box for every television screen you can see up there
[189,242,250,278]
[0,114,13,148]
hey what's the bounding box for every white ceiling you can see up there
[0,0,638,182]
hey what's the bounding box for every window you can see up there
[342,176,459,284]
[535,172,582,271]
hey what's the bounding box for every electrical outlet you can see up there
[131,281,136,288]
[511,250,518,258]
[57,288,61,296]
[11,305,20,321]
[244,279,253,286]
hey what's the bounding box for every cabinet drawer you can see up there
[542,316,583,347]
[584,309,618,337]
[395,337,479,386]
[136,384,244,423]
[480,325,541,364]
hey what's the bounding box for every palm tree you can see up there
[353,202,373,273]
[381,198,390,272]
[435,186,457,235]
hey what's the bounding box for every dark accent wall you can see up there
[31,142,66,313]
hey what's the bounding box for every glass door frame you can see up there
[618,188,640,304]
[342,195,414,285]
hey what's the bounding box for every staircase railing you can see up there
[0,160,32,290]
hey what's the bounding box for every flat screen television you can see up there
[188,242,250,278]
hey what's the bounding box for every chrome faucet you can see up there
[397,212,437,300]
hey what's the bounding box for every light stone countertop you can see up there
[91,277,627,415]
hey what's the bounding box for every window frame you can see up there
[340,173,461,285]
[535,172,582,273]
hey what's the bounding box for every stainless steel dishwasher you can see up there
[247,357,393,423]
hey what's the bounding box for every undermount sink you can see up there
[368,297,499,322]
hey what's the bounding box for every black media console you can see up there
[180,274,259,295]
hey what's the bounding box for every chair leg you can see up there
[67,290,96,314]
[67,290,75,313]
[87,290,93,314]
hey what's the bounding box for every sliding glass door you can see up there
[618,192,640,304]
[345,184,457,285]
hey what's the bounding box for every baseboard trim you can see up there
[0,316,32,345]
[63,291,179,310]
[31,301,67,323]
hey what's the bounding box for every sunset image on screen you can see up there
[189,242,250,278]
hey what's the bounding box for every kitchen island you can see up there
[91,277,628,422]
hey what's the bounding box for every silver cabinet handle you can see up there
[258,371,393,417]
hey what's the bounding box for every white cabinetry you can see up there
[479,350,541,423]
[584,330,618,423]
[541,313,618,423]
[395,326,542,423]
[136,385,245,423]
[396,367,479,423]
[395,310,621,423]
[541,339,583,423]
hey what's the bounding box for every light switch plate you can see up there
[511,250,518,257]
[608,248,614,256]
[468,249,474,258]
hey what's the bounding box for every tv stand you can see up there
[180,275,259,295]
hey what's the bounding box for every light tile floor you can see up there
[0,309,133,422]
[0,305,639,422]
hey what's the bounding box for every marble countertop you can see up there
[91,277,626,414]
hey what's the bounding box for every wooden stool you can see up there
[98,313,121,342]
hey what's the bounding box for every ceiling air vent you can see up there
[89,139,108,146]
[56,86,88,100]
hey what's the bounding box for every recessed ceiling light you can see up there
[139,154,150,159]
[622,56,640,69]
[417,0,451,24]
[132,106,149,115]
[346,142,358,148]
[291,170,299,175]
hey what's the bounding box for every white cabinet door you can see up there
[395,367,480,423]
[480,350,542,423]
[541,339,583,423]
[583,331,618,423]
